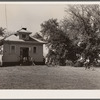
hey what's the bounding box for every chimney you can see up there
[22,28,27,30]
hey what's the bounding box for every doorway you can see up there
[20,47,29,58]
[20,47,30,64]
[20,47,32,65]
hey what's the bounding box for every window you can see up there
[33,47,36,53]
[22,34,26,39]
[11,45,16,53]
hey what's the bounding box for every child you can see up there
[84,58,90,70]
[31,57,35,66]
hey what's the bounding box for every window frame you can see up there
[10,45,16,54]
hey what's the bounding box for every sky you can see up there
[0,4,66,35]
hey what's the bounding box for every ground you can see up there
[0,65,100,89]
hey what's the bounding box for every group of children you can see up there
[45,56,96,70]
[20,56,35,66]
[45,57,58,67]
[84,58,96,70]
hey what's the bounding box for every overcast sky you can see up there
[0,4,66,35]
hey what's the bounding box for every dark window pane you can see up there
[22,34,26,38]
[33,47,36,53]
[11,46,15,53]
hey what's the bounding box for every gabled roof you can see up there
[0,28,47,44]
[4,34,46,44]
[5,34,23,42]
[31,36,46,43]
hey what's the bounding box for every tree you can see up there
[40,18,71,65]
[61,4,100,66]
[40,18,59,41]
[0,27,6,37]
[0,27,6,46]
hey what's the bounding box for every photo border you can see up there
[0,0,100,99]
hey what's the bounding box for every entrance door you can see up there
[20,47,29,59]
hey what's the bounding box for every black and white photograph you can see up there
[0,1,100,93]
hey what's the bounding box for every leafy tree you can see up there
[61,4,100,66]
[0,27,6,46]
[40,18,71,65]
[0,27,6,37]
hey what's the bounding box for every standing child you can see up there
[31,57,35,66]
[84,58,90,70]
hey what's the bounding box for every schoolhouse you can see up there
[0,28,46,66]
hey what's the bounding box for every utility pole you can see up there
[5,4,8,29]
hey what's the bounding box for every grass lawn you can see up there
[0,65,100,89]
